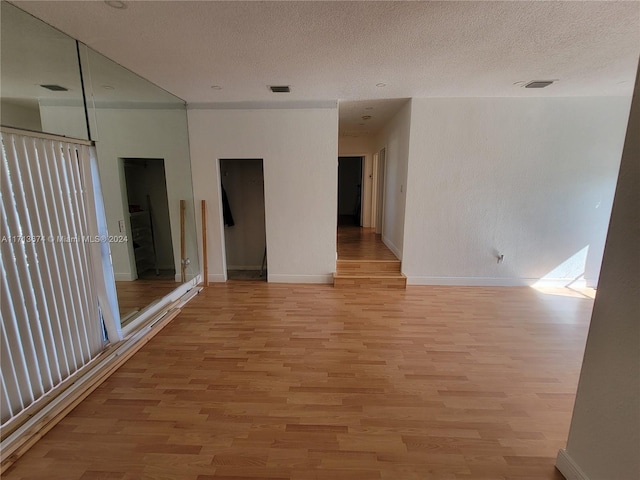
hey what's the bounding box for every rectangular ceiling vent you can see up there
[40,84,68,92]
[269,85,290,93]
[524,80,554,89]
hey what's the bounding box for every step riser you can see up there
[333,275,407,289]
[336,261,401,274]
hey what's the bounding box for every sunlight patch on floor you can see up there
[532,285,597,299]
[532,246,596,298]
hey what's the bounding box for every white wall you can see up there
[557,70,639,480]
[188,107,338,284]
[220,159,266,270]
[1,100,42,131]
[338,135,375,227]
[402,97,631,286]
[41,105,197,281]
[374,100,412,259]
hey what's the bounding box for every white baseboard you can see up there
[207,273,227,283]
[556,449,590,480]
[114,272,135,281]
[382,236,401,259]
[405,276,597,288]
[268,274,333,284]
[406,276,532,286]
[534,278,588,288]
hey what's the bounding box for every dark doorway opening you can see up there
[338,156,363,226]
[122,158,175,280]
[220,159,267,282]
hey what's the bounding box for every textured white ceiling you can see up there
[11,0,640,134]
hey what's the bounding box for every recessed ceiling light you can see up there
[211,85,222,90]
[104,1,127,9]
[376,83,387,88]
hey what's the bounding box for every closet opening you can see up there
[220,159,267,282]
[122,158,175,280]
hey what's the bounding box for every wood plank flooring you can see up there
[116,279,179,317]
[337,227,398,261]
[335,228,406,288]
[4,284,594,480]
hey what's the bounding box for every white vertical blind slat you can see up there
[80,146,122,344]
[1,154,46,398]
[71,146,102,352]
[19,137,65,385]
[1,264,32,417]
[41,139,86,368]
[1,131,108,426]
[7,135,58,391]
[0,350,18,423]
[23,137,73,379]
[61,143,99,356]
[34,140,77,377]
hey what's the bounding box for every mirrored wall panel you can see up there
[79,46,200,323]
[1,1,200,326]
[0,2,88,139]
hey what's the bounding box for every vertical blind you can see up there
[1,130,118,425]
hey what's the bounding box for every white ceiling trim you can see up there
[187,100,338,110]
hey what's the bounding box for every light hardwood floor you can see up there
[4,283,592,479]
[337,227,398,261]
[335,227,407,288]
[116,279,179,317]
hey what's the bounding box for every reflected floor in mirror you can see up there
[115,279,179,322]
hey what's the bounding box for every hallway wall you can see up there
[373,100,412,259]
[189,106,338,283]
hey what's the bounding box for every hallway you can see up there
[335,227,405,288]
[337,227,398,261]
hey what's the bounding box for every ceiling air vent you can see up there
[269,85,290,93]
[524,80,554,89]
[40,84,68,92]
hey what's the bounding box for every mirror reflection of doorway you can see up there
[118,158,177,324]
[123,158,175,279]
[220,159,267,282]
[338,156,364,226]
